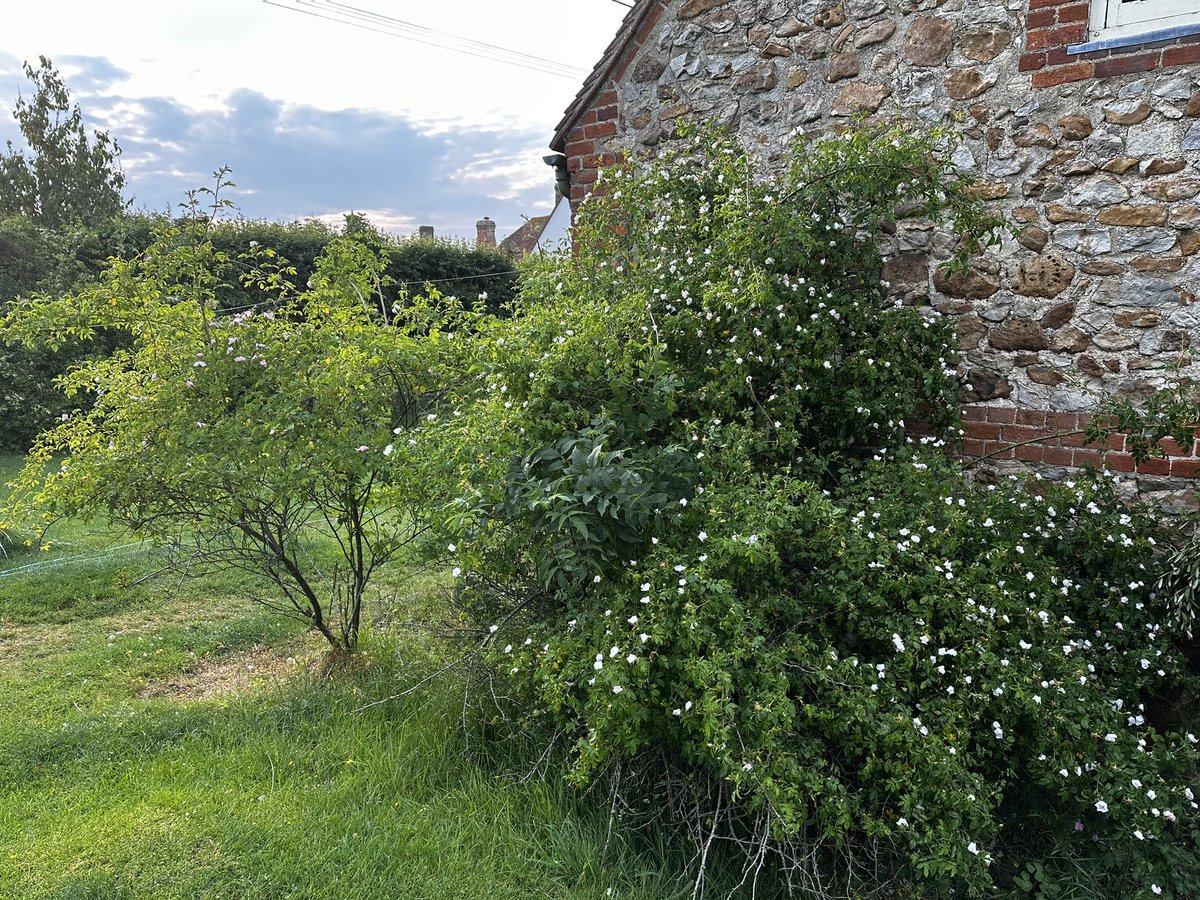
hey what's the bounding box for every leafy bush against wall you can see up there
[437,125,1200,898]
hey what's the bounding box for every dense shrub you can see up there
[198,214,517,314]
[76,212,519,314]
[435,125,1200,898]
[385,235,517,314]
[0,214,125,451]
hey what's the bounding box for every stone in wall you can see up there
[1016,255,1075,299]
[904,18,955,68]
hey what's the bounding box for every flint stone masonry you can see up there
[553,0,1200,491]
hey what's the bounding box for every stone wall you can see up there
[554,0,1200,502]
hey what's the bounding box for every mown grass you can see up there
[0,453,705,900]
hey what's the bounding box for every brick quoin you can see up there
[583,121,618,140]
[1027,8,1057,28]
[555,1,671,215]
[1057,3,1089,24]
[1163,44,1200,66]
[1032,61,1093,88]
[565,139,594,159]
[1025,0,1200,88]
[1026,23,1088,51]
[1045,45,1076,66]
[1094,52,1163,77]
[1019,51,1047,71]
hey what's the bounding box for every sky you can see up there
[0,0,630,241]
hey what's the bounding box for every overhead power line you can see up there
[262,0,591,80]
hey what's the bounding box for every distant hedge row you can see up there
[0,213,520,451]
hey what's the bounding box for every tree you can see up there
[0,55,127,228]
[0,179,468,654]
[0,214,119,451]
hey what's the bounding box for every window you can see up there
[1088,0,1200,44]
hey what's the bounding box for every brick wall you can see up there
[1022,0,1200,89]
[558,0,670,209]
[563,89,622,205]
[961,407,1200,478]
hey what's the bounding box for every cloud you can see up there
[55,55,133,93]
[0,54,560,241]
[0,50,20,78]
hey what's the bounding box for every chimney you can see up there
[476,217,496,249]
[418,225,434,239]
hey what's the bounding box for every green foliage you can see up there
[0,214,125,451]
[0,198,517,453]
[0,177,471,653]
[505,422,695,591]
[445,120,997,610]
[1156,531,1200,640]
[0,214,88,300]
[433,124,1200,897]
[0,56,127,228]
[1080,363,1200,643]
[1086,377,1200,465]
[388,234,517,314]
[80,211,519,314]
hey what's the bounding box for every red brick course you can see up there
[1032,62,1093,88]
[959,407,1200,478]
[1163,44,1200,66]
[1026,3,1200,89]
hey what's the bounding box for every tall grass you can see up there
[0,453,719,899]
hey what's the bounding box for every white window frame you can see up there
[1088,0,1200,44]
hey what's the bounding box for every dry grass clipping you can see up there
[138,645,302,701]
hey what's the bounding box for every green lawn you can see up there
[0,454,697,900]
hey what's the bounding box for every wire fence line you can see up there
[0,542,154,580]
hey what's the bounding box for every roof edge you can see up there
[550,0,665,152]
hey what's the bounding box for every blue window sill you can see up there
[1068,21,1200,55]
